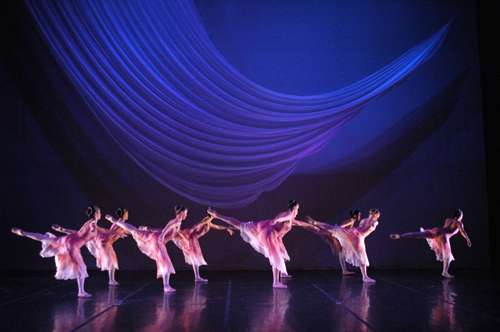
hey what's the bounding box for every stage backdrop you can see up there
[2,0,488,271]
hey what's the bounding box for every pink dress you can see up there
[421,219,461,264]
[40,224,94,280]
[239,219,290,274]
[173,228,208,267]
[328,218,379,267]
[130,228,175,278]
[85,225,122,271]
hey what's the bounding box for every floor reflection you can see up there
[336,279,373,332]
[429,279,462,332]
[249,288,294,332]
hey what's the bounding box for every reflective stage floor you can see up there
[0,270,498,331]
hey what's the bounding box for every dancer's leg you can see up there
[11,228,51,242]
[214,214,243,229]
[339,252,354,275]
[442,260,454,278]
[194,265,208,283]
[390,230,435,240]
[162,273,175,293]
[272,267,286,288]
[108,268,119,286]
[77,277,91,297]
[360,265,375,283]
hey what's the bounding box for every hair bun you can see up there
[115,208,123,218]
[86,205,95,218]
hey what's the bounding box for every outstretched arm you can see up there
[292,219,321,232]
[458,222,472,247]
[270,210,293,225]
[339,219,355,229]
[51,224,77,235]
[209,221,235,235]
[160,218,181,240]
[304,216,335,232]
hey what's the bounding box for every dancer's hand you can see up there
[105,214,114,222]
[467,239,472,247]
[51,224,62,231]
[305,216,317,225]
[390,234,400,240]
[227,228,234,236]
[11,228,23,236]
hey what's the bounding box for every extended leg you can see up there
[11,228,51,242]
[391,230,435,240]
[213,214,243,230]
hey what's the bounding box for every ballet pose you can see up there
[296,209,363,275]
[106,205,188,292]
[306,209,381,283]
[51,208,128,286]
[208,200,302,288]
[173,215,234,283]
[11,206,100,297]
[390,209,471,278]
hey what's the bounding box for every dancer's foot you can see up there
[78,291,92,298]
[195,277,208,283]
[389,234,400,240]
[342,270,355,275]
[363,277,376,283]
[108,280,119,286]
[442,272,454,279]
[11,228,24,236]
[164,287,176,293]
[273,282,287,289]
[281,274,292,279]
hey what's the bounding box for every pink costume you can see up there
[85,225,124,272]
[173,228,208,267]
[327,218,379,267]
[40,220,95,280]
[116,221,177,278]
[239,219,291,275]
[420,219,461,265]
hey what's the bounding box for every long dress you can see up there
[39,222,95,280]
[328,218,379,267]
[239,219,290,275]
[85,225,123,272]
[420,219,461,264]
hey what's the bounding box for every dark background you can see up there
[2,0,498,272]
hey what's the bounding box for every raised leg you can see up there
[391,230,435,240]
[11,228,51,242]
[213,214,243,230]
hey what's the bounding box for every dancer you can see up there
[390,209,471,278]
[173,215,234,283]
[306,209,380,283]
[11,206,100,297]
[295,209,363,275]
[207,200,301,288]
[51,208,128,286]
[106,205,188,292]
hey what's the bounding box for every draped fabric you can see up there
[26,0,449,208]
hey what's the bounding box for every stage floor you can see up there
[0,270,498,331]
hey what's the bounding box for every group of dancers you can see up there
[11,201,471,297]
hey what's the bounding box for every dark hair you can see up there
[349,209,361,219]
[115,208,126,218]
[86,205,99,218]
[288,200,299,210]
[453,209,463,219]
[174,205,187,214]
[369,208,380,215]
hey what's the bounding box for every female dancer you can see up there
[51,208,128,286]
[207,200,301,288]
[295,209,362,275]
[390,209,471,278]
[11,206,100,297]
[306,209,381,283]
[106,205,188,292]
[173,215,234,283]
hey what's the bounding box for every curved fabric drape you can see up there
[26,0,449,208]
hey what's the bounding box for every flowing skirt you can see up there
[133,231,175,278]
[329,227,369,267]
[174,237,208,267]
[40,232,88,280]
[86,240,119,271]
[240,221,288,274]
[420,227,455,264]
